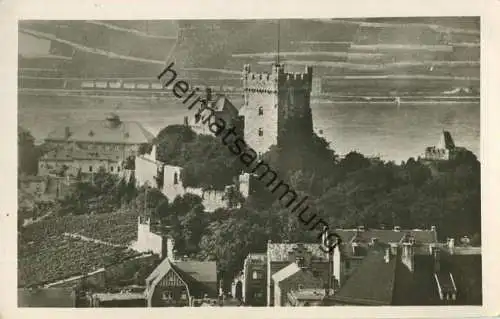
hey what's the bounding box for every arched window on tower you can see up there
[258,106,264,115]
[258,128,263,136]
[174,172,179,185]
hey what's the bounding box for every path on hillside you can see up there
[63,232,127,248]
[19,28,239,75]
[22,210,55,227]
[85,21,177,40]
[20,28,166,65]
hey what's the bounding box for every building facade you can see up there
[40,114,154,177]
[239,64,314,156]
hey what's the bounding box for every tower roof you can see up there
[437,131,455,150]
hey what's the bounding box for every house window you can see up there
[258,106,264,115]
[298,284,304,290]
[258,128,263,136]
[174,172,178,185]
[252,271,263,280]
[161,291,173,300]
[110,166,114,172]
[89,165,93,172]
[117,166,121,172]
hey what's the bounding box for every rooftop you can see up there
[46,115,154,144]
[267,243,329,262]
[332,249,398,305]
[331,245,482,306]
[146,258,217,287]
[93,292,146,301]
[335,228,437,251]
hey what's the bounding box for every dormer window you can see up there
[88,130,94,137]
[124,132,130,138]
[258,106,264,115]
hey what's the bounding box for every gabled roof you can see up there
[174,261,217,284]
[46,116,154,144]
[212,95,238,114]
[272,263,301,283]
[332,249,397,305]
[267,243,329,262]
[146,258,217,287]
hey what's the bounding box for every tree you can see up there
[18,127,38,175]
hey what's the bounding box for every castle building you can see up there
[239,64,314,156]
[422,130,468,161]
[40,114,154,176]
[184,87,242,137]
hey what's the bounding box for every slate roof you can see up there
[211,95,238,114]
[146,258,217,288]
[331,245,482,306]
[332,249,398,305]
[267,243,329,262]
[46,115,154,144]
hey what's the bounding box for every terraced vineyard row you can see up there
[18,236,139,287]
[21,210,138,246]
[18,210,140,287]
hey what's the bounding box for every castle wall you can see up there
[135,156,162,188]
[131,217,163,257]
[161,164,227,212]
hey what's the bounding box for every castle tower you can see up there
[240,64,314,156]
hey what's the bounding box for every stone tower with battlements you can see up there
[239,64,314,156]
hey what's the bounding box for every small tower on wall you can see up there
[240,64,313,156]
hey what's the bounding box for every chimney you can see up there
[183,116,189,126]
[357,225,365,232]
[64,126,71,139]
[431,225,437,232]
[370,237,378,246]
[384,248,391,263]
[401,242,414,272]
[351,242,359,255]
[206,87,212,101]
[447,238,455,253]
[432,246,441,273]
[166,236,175,261]
[389,242,398,256]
